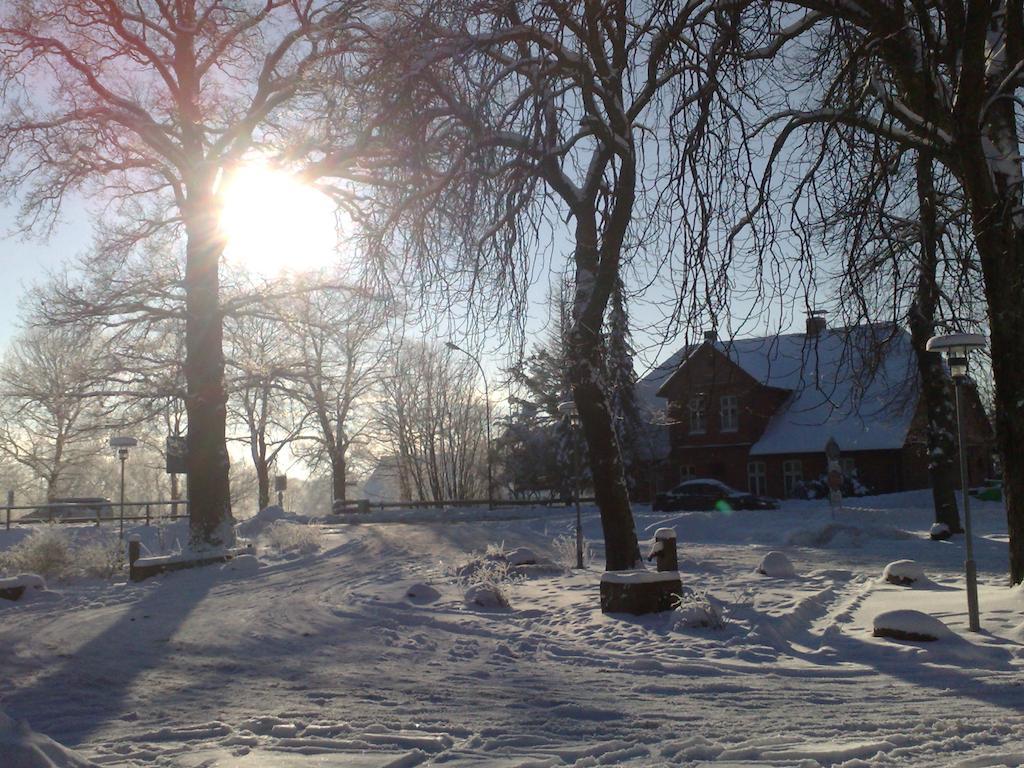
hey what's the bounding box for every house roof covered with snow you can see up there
[639,323,920,456]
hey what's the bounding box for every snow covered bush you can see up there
[452,553,520,609]
[551,534,593,570]
[672,589,726,630]
[264,521,323,555]
[464,582,511,609]
[74,535,123,580]
[0,526,75,580]
[0,527,125,581]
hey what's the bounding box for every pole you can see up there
[573,417,583,569]
[5,490,12,531]
[954,378,981,632]
[118,448,127,541]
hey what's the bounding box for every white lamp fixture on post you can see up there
[926,332,987,632]
[445,341,494,510]
[557,400,584,569]
[110,436,138,540]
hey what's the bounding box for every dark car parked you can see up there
[22,497,115,522]
[652,479,780,512]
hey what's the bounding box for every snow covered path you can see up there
[2,495,1023,767]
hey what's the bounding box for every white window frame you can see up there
[747,461,767,495]
[720,395,739,432]
[688,396,706,434]
[783,460,803,496]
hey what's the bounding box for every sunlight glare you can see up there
[220,164,339,277]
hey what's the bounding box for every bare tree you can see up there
[377,341,487,503]
[287,280,392,508]
[0,323,116,500]
[0,0,371,546]
[363,1,748,569]
[226,305,307,512]
[743,2,1024,581]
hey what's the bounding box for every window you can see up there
[688,396,706,433]
[720,395,739,432]
[747,462,767,495]
[783,460,803,496]
[840,458,856,478]
[680,465,696,482]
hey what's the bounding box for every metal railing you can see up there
[4,500,189,531]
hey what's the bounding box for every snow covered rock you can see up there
[464,583,510,610]
[872,610,951,642]
[756,551,796,578]
[0,708,98,767]
[882,560,926,586]
[505,547,537,566]
[929,523,952,541]
[0,573,47,602]
[406,583,441,603]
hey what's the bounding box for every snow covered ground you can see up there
[2,491,1022,767]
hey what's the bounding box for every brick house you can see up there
[637,319,994,499]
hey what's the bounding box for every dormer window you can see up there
[720,395,738,432]
[688,395,706,434]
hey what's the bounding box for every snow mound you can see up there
[0,708,98,767]
[235,506,301,538]
[882,560,927,586]
[406,583,441,603]
[787,522,914,548]
[756,551,796,578]
[872,610,952,642]
[505,547,537,566]
[929,522,952,541]
[673,589,725,630]
[464,583,510,610]
[221,554,260,576]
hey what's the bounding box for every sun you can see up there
[219,163,340,277]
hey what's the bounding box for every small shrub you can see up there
[0,526,75,580]
[551,534,594,571]
[265,520,323,554]
[673,589,726,630]
[75,535,123,580]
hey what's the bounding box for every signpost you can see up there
[825,437,843,518]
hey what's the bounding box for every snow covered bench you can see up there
[128,537,255,582]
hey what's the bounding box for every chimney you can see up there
[806,311,828,337]
[704,329,718,344]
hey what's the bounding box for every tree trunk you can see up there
[183,186,234,548]
[256,459,271,512]
[332,450,347,505]
[956,98,1024,584]
[909,151,961,532]
[568,213,639,572]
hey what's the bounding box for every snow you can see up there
[653,527,676,541]
[882,559,927,586]
[756,550,797,577]
[600,570,678,584]
[0,709,96,767]
[872,610,953,641]
[0,490,1022,766]
[0,573,46,592]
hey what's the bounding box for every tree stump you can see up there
[600,570,682,615]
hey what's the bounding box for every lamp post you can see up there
[926,332,987,632]
[558,400,585,569]
[445,341,493,509]
[110,436,138,540]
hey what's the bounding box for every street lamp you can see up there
[445,341,494,509]
[558,400,585,569]
[926,332,987,632]
[110,436,138,540]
